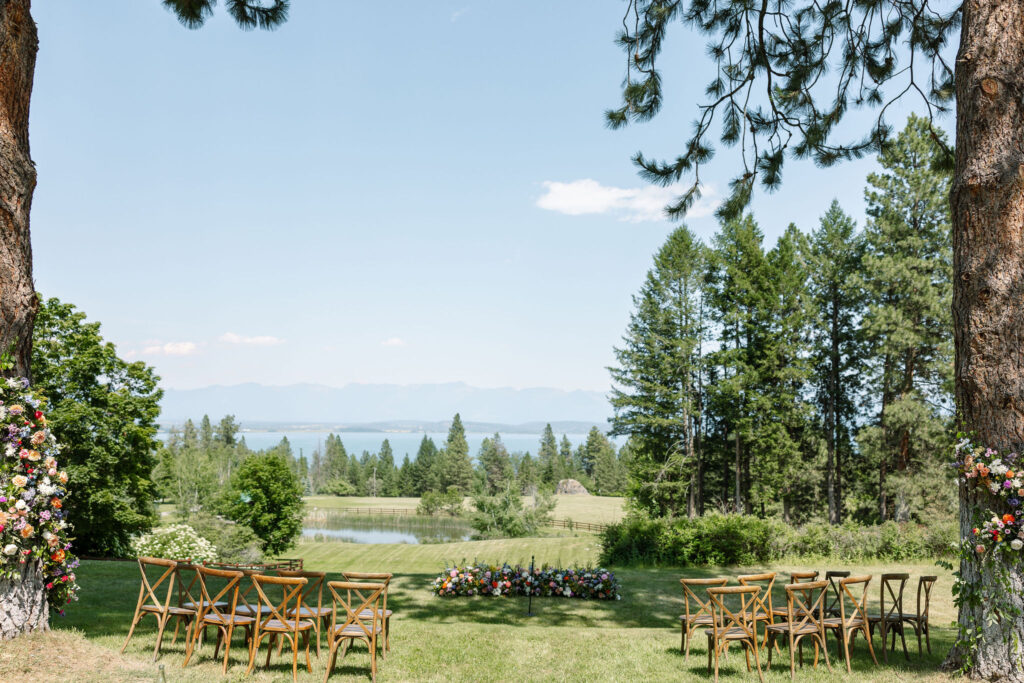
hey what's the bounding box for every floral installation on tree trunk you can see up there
[0,378,79,612]
[956,436,1024,557]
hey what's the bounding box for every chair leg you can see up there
[324,640,339,683]
[789,633,796,681]
[899,622,909,660]
[925,620,932,654]
[842,630,853,674]
[245,631,261,676]
[304,630,313,672]
[751,638,765,683]
[153,614,169,661]
[821,635,832,672]
[182,619,199,668]
[222,625,233,675]
[681,624,686,657]
[292,633,300,683]
[266,633,275,668]
[880,620,888,663]
[213,628,223,660]
[121,612,142,654]
[863,624,879,666]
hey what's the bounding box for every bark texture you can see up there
[0,562,48,640]
[0,0,37,381]
[949,0,1024,678]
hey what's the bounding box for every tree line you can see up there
[610,116,954,525]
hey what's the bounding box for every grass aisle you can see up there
[2,537,957,682]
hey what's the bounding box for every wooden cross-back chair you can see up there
[771,571,818,622]
[121,557,195,661]
[182,566,254,674]
[704,585,766,683]
[765,580,833,680]
[233,568,271,619]
[324,581,387,683]
[679,578,728,661]
[277,569,332,658]
[823,570,850,617]
[342,572,394,657]
[173,561,227,649]
[867,572,910,662]
[244,574,314,683]
[823,575,878,673]
[901,576,937,657]
[738,572,776,647]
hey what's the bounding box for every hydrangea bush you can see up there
[0,378,79,612]
[130,523,218,564]
[432,562,621,600]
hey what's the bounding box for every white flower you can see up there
[6,378,20,389]
[1013,539,1024,551]
[0,406,6,420]
[2,544,17,556]
[990,483,1002,494]
[4,444,13,458]
[14,500,27,511]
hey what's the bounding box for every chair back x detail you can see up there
[325,580,387,682]
[679,578,728,660]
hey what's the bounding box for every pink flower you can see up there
[976,544,986,554]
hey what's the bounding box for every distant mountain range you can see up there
[159,382,612,430]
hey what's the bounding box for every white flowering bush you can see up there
[131,524,218,564]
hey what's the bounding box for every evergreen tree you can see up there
[857,115,954,522]
[438,414,473,493]
[199,415,214,450]
[412,435,441,494]
[215,415,239,446]
[477,433,514,494]
[378,439,399,496]
[808,200,866,523]
[538,424,560,484]
[559,435,574,478]
[611,225,709,517]
[398,454,415,496]
[517,452,538,494]
[322,434,350,492]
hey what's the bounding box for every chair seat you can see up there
[772,607,812,618]
[262,618,314,631]
[705,627,753,641]
[141,604,195,616]
[898,613,925,621]
[766,622,820,635]
[681,614,716,626]
[287,606,334,618]
[332,623,383,637]
[234,604,274,616]
[183,601,229,610]
[358,608,393,619]
[202,613,255,626]
[823,617,865,628]
[866,614,903,623]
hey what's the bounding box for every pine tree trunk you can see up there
[0,562,49,639]
[946,0,1024,677]
[0,0,37,381]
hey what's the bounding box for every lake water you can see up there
[303,514,473,544]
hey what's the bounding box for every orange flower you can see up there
[51,498,62,509]
[1004,514,1016,525]
[20,524,34,538]
[50,549,65,563]
[1008,471,1016,479]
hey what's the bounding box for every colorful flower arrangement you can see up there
[431,562,621,600]
[0,378,79,612]
[955,435,1024,558]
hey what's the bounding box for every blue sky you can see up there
[29,1,943,392]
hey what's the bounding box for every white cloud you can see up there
[451,6,469,22]
[218,332,285,347]
[141,341,199,356]
[381,337,406,347]
[536,179,720,222]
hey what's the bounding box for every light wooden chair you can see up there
[823,574,878,673]
[765,580,833,680]
[738,572,776,648]
[900,576,937,656]
[233,568,272,620]
[679,577,727,661]
[324,580,387,683]
[245,573,315,682]
[867,572,910,662]
[342,572,394,657]
[704,585,766,683]
[121,557,194,661]
[182,566,254,674]
[771,571,818,622]
[278,569,332,658]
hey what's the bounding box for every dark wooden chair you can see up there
[901,576,937,656]
[121,557,194,661]
[679,577,727,661]
[182,566,254,674]
[867,572,910,662]
[765,580,833,680]
[822,574,878,673]
[245,573,314,682]
[823,570,850,617]
[343,572,395,657]
[324,580,387,683]
[705,585,766,683]
[771,571,818,622]
[278,569,332,658]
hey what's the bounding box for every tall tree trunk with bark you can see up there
[0,0,36,381]
[0,0,44,641]
[947,0,1024,677]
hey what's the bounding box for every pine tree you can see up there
[438,414,474,493]
[398,455,415,496]
[538,424,560,484]
[808,200,866,523]
[322,434,350,491]
[478,433,514,494]
[517,452,539,495]
[611,225,709,517]
[858,115,954,523]
[378,439,399,496]
[199,415,214,450]
[412,436,441,494]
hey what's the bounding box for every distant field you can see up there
[304,495,627,524]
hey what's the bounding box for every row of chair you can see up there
[121,557,393,682]
[680,571,936,681]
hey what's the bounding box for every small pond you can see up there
[303,513,473,545]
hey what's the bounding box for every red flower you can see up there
[34,411,42,420]
[492,581,498,588]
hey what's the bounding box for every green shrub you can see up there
[323,478,357,496]
[188,514,263,564]
[131,523,218,563]
[470,487,555,538]
[600,513,956,567]
[418,487,464,516]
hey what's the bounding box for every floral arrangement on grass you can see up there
[955,435,1024,558]
[431,562,621,600]
[0,378,79,612]
[130,523,219,565]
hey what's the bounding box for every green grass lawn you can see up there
[4,536,957,682]
[304,495,627,524]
